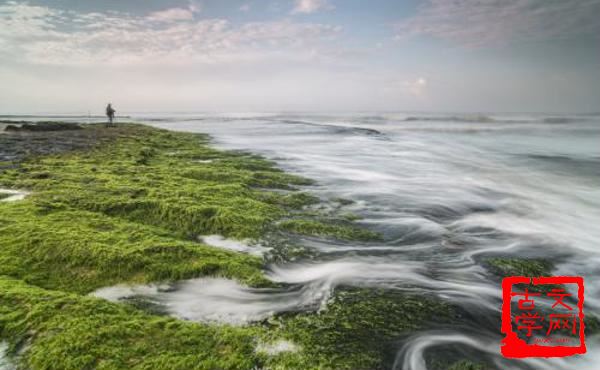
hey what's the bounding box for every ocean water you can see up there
[144,112,600,369]
[6,112,600,369]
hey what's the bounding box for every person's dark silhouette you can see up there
[106,103,116,127]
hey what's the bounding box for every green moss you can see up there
[447,360,489,370]
[0,124,315,240]
[0,278,454,370]
[0,277,264,370]
[279,219,382,242]
[256,192,320,210]
[585,315,600,335]
[0,124,330,293]
[485,258,553,277]
[264,288,453,369]
[485,258,560,293]
[333,198,354,206]
[340,212,361,221]
[0,202,267,294]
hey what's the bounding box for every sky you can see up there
[0,0,599,114]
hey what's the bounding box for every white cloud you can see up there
[239,4,251,12]
[291,0,334,14]
[395,0,600,47]
[147,1,201,22]
[147,8,195,22]
[0,2,341,66]
[188,1,202,14]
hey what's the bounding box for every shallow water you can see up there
[141,112,600,369]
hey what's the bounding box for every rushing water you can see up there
[143,112,600,369]
[7,112,600,369]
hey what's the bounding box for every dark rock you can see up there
[4,121,82,132]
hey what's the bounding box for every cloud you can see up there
[291,0,334,14]
[0,2,341,66]
[395,0,600,47]
[239,4,251,12]
[147,1,201,22]
[147,8,195,22]
[188,1,202,14]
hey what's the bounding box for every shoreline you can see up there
[0,121,458,370]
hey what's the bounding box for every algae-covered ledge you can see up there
[0,122,382,292]
[0,122,452,370]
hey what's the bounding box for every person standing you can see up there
[106,103,116,127]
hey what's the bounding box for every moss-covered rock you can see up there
[0,124,325,293]
[447,360,489,370]
[0,202,268,293]
[4,121,82,132]
[264,288,453,369]
[485,257,553,277]
[0,277,264,370]
[585,314,600,335]
[278,219,382,242]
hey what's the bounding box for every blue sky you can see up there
[0,0,599,113]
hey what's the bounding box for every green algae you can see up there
[0,124,317,240]
[585,315,600,335]
[278,219,382,242]
[0,201,268,294]
[0,277,264,370]
[263,288,453,369]
[255,192,320,210]
[485,257,562,293]
[485,257,553,277]
[0,278,454,370]
[0,124,374,293]
[0,124,323,293]
[340,212,362,221]
[447,360,489,370]
[431,359,490,370]
[0,123,379,292]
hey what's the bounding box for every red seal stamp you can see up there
[501,276,586,358]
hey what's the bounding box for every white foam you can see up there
[199,235,270,257]
[0,189,29,202]
[91,284,167,302]
[91,277,327,325]
[256,340,299,356]
[0,341,16,370]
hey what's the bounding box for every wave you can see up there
[541,117,582,124]
[272,119,384,136]
[404,114,497,123]
[402,114,590,124]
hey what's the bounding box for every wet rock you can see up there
[4,121,82,132]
